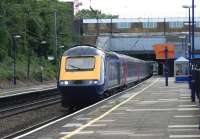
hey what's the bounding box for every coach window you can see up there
[116,22,131,29]
[143,22,157,29]
[196,22,200,28]
[169,22,183,29]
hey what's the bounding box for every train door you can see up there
[136,63,140,81]
[117,61,121,85]
[123,60,127,86]
[105,55,116,89]
[104,56,110,89]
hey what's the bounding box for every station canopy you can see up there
[153,43,175,59]
[175,56,189,63]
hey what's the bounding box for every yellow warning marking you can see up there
[59,56,101,80]
[60,78,159,139]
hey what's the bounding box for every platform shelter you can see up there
[174,56,189,82]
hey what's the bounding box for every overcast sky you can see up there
[60,0,200,18]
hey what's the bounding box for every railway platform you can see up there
[13,77,200,139]
[0,82,56,98]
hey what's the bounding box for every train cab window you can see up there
[66,57,95,71]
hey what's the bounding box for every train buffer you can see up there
[13,77,200,139]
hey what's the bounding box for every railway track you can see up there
[1,78,150,139]
[2,112,67,139]
[0,87,58,108]
[0,96,61,119]
[0,88,64,138]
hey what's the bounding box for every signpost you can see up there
[164,47,168,86]
[153,43,175,86]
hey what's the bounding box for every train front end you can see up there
[58,46,105,107]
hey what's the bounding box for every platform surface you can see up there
[0,83,56,98]
[14,77,200,139]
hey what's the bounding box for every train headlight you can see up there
[89,81,93,84]
[64,81,69,85]
[60,81,64,85]
[88,80,98,85]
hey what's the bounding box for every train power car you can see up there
[58,45,152,108]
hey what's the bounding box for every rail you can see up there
[0,88,58,111]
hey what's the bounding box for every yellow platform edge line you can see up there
[60,78,159,139]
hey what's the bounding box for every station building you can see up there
[74,17,200,76]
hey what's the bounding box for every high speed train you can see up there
[58,45,152,109]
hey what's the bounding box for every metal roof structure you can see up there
[83,17,200,23]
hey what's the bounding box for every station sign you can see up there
[153,43,175,59]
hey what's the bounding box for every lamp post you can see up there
[90,6,99,38]
[39,41,47,83]
[178,35,186,57]
[59,45,64,48]
[59,45,65,56]
[48,56,54,61]
[182,5,191,82]
[182,5,191,43]
[182,5,196,78]
[58,45,65,69]
[183,1,196,102]
[191,0,195,102]
[182,4,197,100]
[11,34,21,85]
[27,45,31,80]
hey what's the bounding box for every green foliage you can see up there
[0,57,12,80]
[75,9,118,19]
[0,0,76,82]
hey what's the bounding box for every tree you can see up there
[75,9,118,19]
[0,0,76,81]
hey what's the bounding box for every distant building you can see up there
[79,17,200,58]
[75,17,200,76]
[82,17,200,36]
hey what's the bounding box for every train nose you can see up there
[59,84,104,105]
[59,80,100,86]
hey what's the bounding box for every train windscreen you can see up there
[66,56,95,71]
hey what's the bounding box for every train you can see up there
[58,45,153,109]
